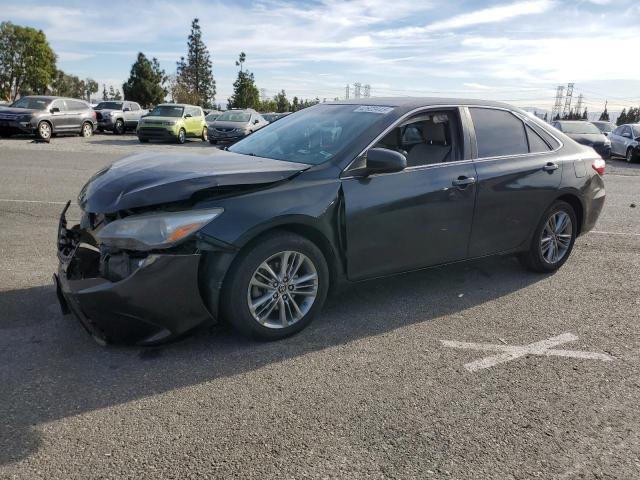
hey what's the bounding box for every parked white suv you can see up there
[94,101,147,134]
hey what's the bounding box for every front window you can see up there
[558,122,601,135]
[217,111,251,122]
[148,105,184,117]
[10,97,50,110]
[229,104,394,165]
[95,102,123,110]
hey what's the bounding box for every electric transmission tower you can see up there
[363,84,371,98]
[345,85,350,100]
[354,82,362,99]
[575,93,584,118]
[562,83,574,118]
[552,85,564,120]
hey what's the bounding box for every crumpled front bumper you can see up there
[54,205,214,345]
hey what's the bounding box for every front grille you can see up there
[215,127,236,133]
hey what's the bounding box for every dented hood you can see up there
[78,149,309,213]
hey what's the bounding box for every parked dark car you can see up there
[552,120,610,159]
[208,109,268,144]
[55,98,605,345]
[94,100,147,134]
[609,123,640,163]
[0,96,96,139]
[591,120,616,137]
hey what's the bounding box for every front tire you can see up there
[519,200,577,273]
[37,121,52,140]
[177,128,186,144]
[626,148,636,164]
[113,119,125,135]
[219,232,329,340]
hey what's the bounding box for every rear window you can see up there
[470,108,528,158]
[558,122,601,135]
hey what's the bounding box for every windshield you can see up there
[217,111,251,122]
[229,104,395,165]
[205,113,220,121]
[560,122,601,134]
[592,122,613,133]
[148,105,184,117]
[95,102,123,110]
[10,97,50,110]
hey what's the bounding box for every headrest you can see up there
[421,120,447,145]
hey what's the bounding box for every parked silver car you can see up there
[609,123,640,163]
[208,109,268,144]
[94,101,147,134]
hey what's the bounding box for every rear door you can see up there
[467,107,563,257]
[342,107,478,280]
[65,99,87,132]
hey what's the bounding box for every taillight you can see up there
[592,158,605,175]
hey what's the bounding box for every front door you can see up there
[49,99,68,131]
[342,108,477,280]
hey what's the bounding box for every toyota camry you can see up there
[55,98,605,345]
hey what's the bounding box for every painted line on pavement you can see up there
[441,333,615,372]
[589,230,640,237]
[0,199,69,205]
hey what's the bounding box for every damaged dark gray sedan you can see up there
[55,98,606,345]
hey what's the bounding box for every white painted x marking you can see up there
[441,333,614,372]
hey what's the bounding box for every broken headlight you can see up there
[96,208,223,250]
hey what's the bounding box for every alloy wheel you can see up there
[540,211,573,264]
[39,122,51,139]
[247,250,319,329]
[178,129,186,144]
[82,123,92,137]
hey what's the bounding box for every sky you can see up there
[3,0,639,115]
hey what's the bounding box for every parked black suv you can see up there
[0,96,96,140]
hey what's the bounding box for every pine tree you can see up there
[175,18,216,108]
[122,52,167,107]
[617,109,627,126]
[543,112,548,122]
[292,96,299,112]
[227,53,260,109]
[599,106,609,121]
[102,84,108,101]
[274,89,290,113]
[582,108,588,120]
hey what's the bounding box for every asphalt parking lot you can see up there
[1,134,639,479]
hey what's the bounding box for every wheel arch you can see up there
[38,118,54,133]
[555,192,584,236]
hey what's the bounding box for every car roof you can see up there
[157,103,198,108]
[327,96,518,110]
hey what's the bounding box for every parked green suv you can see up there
[137,104,208,144]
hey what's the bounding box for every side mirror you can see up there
[50,107,60,113]
[253,119,259,124]
[184,113,192,118]
[355,148,406,176]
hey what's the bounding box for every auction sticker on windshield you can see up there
[353,106,394,114]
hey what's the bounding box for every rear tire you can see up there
[518,200,577,273]
[218,232,329,340]
[80,121,93,138]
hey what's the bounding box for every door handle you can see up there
[452,176,476,187]
[543,162,559,172]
